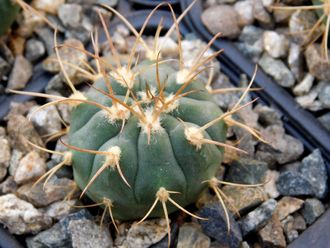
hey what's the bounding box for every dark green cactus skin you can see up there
[0,0,20,36]
[69,61,227,220]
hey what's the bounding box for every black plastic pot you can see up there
[180,0,330,166]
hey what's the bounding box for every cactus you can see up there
[11,1,264,242]
[0,0,20,36]
[67,58,228,221]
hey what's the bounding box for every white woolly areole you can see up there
[105,104,130,123]
[184,126,204,150]
[156,94,179,113]
[68,91,87,106]
[63,152,73,166]
[104,146,121,169]
[110,67,136,89]
[137,86,157,103]
[138,108,162,133]
[176,69,190,84]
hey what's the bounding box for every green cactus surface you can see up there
[68,60,227,221]
[0,0,20,36]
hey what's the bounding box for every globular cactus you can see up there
[11,2,263,240]
[0,0,20,36]
[68,59,227,221]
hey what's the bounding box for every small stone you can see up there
[299,149,328,199]
[258,217,286,248]
[287,229,299,242]
[263,170,280,198]
[296,89,321,111]
[24,38,46,62]
[176,223,210,248]
[319,84,330,108]
[7,55,33,90]
[273,4,294,23]
[225,158,268,184]
[35,26,55,55]
[240,199,277,236]
[43,39,87,83]
[289,10,321,45]
[234,0,254,27]
[301,198,325,225]
[8,149,23,176]
[14,151,46,184]
[58,4,82,29]
[276,171,314,196]
[260,125,304,164]
[7,115,46,158]
[293,73,314,96]
[281,215,300,243]
[0,56,10,79]
[157,37,178,57]
[119,219,168,248]
[44,200,77,220]
[254,104,282,126]
[16,10,45,37]
[288,43,304,81]
[222,185,267,214]
[27,209,92,248]
[198,203,242,247]
[26,222,71,248]
[318,112,330,131]
[202,5,240,39]
[69,219,113,248]
[259,53,295,87]
[0,176,18,194]
[65,16,93,44]
[263,31,289,58]
[274,197,304,221]
[17,176,78,207]
[0,194,51,234]
[261,0,274,8]
[212,74,240,110]
[32,0,64,14]
[253,0,273,28]
[237,25,264,62]
[45,73,67,95]
[28,104,62,136]
[292,213,306,231]
[305,44,330,81]
[0,137,11,181]
[6,101,37,117]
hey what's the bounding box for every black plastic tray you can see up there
[0,225,23,248]
[180,0,330,166]
[128,0,179,7]
[0,7,328,248]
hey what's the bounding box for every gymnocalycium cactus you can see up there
[11,1,263,242]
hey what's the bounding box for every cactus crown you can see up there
[10,2,265,245]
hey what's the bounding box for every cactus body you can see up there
[69,61,227,220]
[0,0,20,36]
